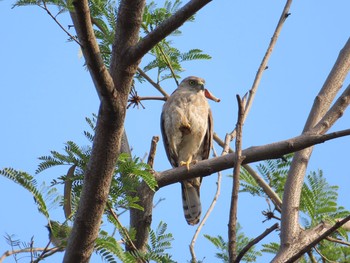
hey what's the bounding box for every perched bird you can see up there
[161,76,220,225]
[46,220,71,250]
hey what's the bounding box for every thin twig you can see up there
[156,45,179,86]
[325,236,350,246]
[107,203,138,252]
[234,223,279,263]
[0,247,60,263]
[189,147,223,262]
[140,23,179,87]
[41,2,81,46]
[307,250,317,263]
[313,247,338,263]
[137,67,169,98]
[33,239,52,263]
[228,95,246,262]
[214,133,282,211]
[227,0,293,141]
[147,136,160,168]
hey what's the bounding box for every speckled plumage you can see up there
[161,76,213,225]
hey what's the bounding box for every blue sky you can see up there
[1,1,350,262]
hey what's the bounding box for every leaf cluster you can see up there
[239,156,350,262]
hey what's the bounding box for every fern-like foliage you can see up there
[300,170,348,227]
[95,222,175,263]
[96,231,136,263]
[241,156,350,262]
[145,221,175,263]
[137,0,211,84]
[240,154,293,199]
[0,168,50,219]
[204,224,262,262]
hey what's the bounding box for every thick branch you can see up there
[69,1,115,107]
[64,1,146,262]
[130,0,212,63]
[285,215,350,263]
[311,83,350,134]
[214,133,283,210]
[156,129,350,187]
[278,37,350,258]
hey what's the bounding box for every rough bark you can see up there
[63,1,213,261]
[156,128,350,188]
[273,37,350,262]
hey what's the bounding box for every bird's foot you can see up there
[180,156,193,170]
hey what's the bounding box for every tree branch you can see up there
[311,83,350,134]
[285,215,350,263]
[137,67,169,97]
[278,37,350,261]
[156,128,350,187]
[228,0,293,140]
[189,147,223,262]
[234,223,279,263]
[69,1,116,107]
[130,0,212,63]
[64,1,146,262]
[41,2,81,46]
[228,95,246,262]
[0,247,60,263]
[107,203,138,252]
[325,236,350,246]
[214,133,283,211]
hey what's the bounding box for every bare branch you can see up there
[189,147,223,262]
[64,1,146,262]
[41,2,81,46]
[69,1,116,107]
[0,247,61,263]
[313,247,338,263]
[325,236,350,246]
[279,37,350,259]
[234,223,279,263]
[307,250,318,263]
[229,0,293,140]
[147,136,160,168]
[137,68,169,97]
[130,0,212,63]
[156,46,179,86]
[311,83,350,134]
[285,215,350,263]
[228,95,246,262]
[107,203,138,252]
[156,128,350,188]
[215,132,283,210]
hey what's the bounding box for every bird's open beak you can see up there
[204,89,221,102]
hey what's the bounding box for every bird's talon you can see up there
[180,158,192,170]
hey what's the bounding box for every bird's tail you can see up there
[181,178,201,225]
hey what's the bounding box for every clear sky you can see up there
[1,1,350,262]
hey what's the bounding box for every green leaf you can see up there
[0,168,50,219]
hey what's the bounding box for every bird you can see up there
[160,76,220,225]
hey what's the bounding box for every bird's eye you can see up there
[188,80,196,86]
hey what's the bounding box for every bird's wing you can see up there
[201,108,213,160]
[160,110,178,167]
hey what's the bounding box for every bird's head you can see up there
[179,76,220,102]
